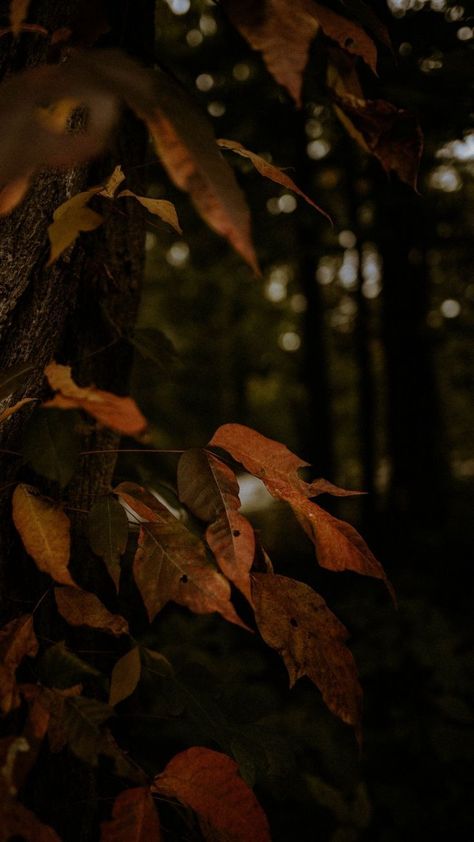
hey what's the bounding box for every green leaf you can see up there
[0,361,35,401]
[129,326,177,370]
[22,408,81,488]
[38,641,100,689]
[87,496,129,591]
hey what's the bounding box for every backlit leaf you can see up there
[109,647,141,707]
[44,362,147,437]
[101,787,161,842]
[87,495,129,590]
[12,484,74,587]
[152,746,271,842]
[0,361,35,401]
[252,574,362,734]
[118,190,182,234]
[54,587,129,637]
[177,449,255,602]
[22,408,81,488]
[0,397,35,424]
[47,187,104,264]
[218,138,331,222]
[0,615,38,715]
[115,482,247,628]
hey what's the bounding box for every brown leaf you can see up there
[9,0,31,35]
[118,190,182,234]
[209,425,392,595]
[0,793,61,842]
[109,647,142,707]
[47,188,104,264]
[0,615,38,715]
[177,449,255,602]
[312,2,377,73]
[12,484,74,587]
[152,746,271,842]
[101,787,161,842]
[115,482,247,629]
[217,138,331,222]
[101,165,126,199]
[252,573,362,734]
[44,362,147,436]
[0,396,36,424]
[0,174,31,215]
[54,587,129,637]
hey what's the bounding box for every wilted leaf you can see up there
[9,0,31,35]
[177,449,255,602]
[87,495,129,590]
[210,424,392,595]
[0,397,35,424]
[252,574,362,733]
[0,615,38,715]
[38,642,100,689]
[101,164,126,199]
[44,362,147,436]
[109,647,142,707]
[54,587,129,637]
[115,482,247,628]
[218,138,331,222]
[47,187,104,264]
[101,787,161,842]
[145,71,258,273]
[118,190,182,234]
[152,746,271,842]
[0,361,35,401]
[12,484,74,587]
[22,408,81,488]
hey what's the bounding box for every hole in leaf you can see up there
[290,618,298,628]
[232,529,241,537]
[180,575,188,584]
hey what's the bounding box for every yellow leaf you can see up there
[9,0,31,35]
[12,484,74,587]
[0,397,36,424]
[118,189,182,234]
[47,188,104,264]
[100,165,126,199]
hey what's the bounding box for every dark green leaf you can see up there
[0,361,35,401]
[22,408,81,488]
[87,495,129,591]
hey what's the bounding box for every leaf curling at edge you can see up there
[100,786,161,842]
[252,573,362,738]
[114,482,250,630]
[54,587,129,637]
[152,746,271,842]
[209,424,394,599]
[12,484,75,587]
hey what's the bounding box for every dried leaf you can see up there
[101,787,161,842]
[12,484,74,587]
[252,574,362,733]
[0,615,38,715]
[44,362,147,437]
[54,587,129,637]
[9,0,31,35]
[312,2,377,73]
[115,482,247,629]
[118,190,182,234]
[47,188,103,264]
[218,138,331,222]
[101,164,126,199]
[87,495,129,590]
[152,746,271,842]
[177,449,255,602]
[109,647,142,707]
[0,397,35,424]
[0,361,35,401]
[210,425,392,595]
[22,408,81,488]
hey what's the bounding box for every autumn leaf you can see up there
[0,396,35,424]
[9,0,31,35]
[87,495,129,591]
[47,187,104,264]
[44,362,147,437]
[0,615,38,715]
[0,793,61,842]
[12,484,74,587]
[152,746,271,842]
[101,164,126,199]
[177,449,255,602]
[37,642,100,689]
[118,190,182,234]
[54,587,129,637]
[115,482,247,628]
[209,424,393,595]
[0,361,35,401]
[217,138,331,222]
[252,574,362,734]
[109,647,142,707]
[0,173,31,214]
[41,690,113,765]
[101,787,161,842]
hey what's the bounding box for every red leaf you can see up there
[152,747,271,842]
[177,449,255,602]
[101,787,161,842]
[252,573,362,735]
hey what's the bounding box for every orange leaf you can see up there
[12,484,74,587]
[47,188,104,264]
[54,587,129,637]
[0,615,38,715]
[0,396,36,424]
[252,573,362,734]
[0,174,31,215]
[177,449,255,602]
[217,138,331,222]
[44,362,147,436]
[101,787,161,842]
[115,483,248,629]
[152,747,271,842]
[9,0,31,35]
